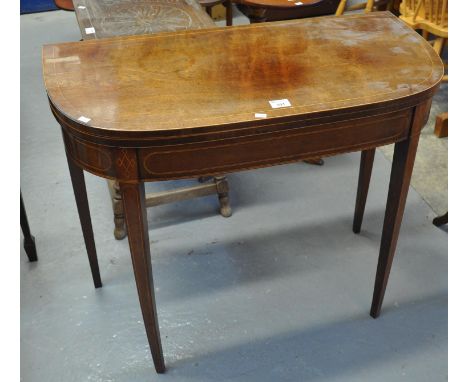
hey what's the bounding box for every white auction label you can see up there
[85,27,95,34]
[255,113,267,119]
[269,99,291,109]
[78,116,91,123]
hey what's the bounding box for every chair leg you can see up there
[433,37,445,56]
[335,0,347,15]
[365,0,375,13]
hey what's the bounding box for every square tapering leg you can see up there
[120,181,165,373]
[65,150,102,288]
[353,149,376,234]
[370,134,420,318]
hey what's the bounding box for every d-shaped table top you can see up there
[43,12,443,138]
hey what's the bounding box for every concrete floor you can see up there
[21,9,447,382]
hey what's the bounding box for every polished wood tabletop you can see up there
[45,13,440,137]
[72,0,214,39]
[43,12,443,374]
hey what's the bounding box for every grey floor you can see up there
[21,9,447,382]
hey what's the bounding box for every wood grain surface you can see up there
[44,12,443,137]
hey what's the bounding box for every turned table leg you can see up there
[20,192,38,262]
[113,174,231,240]
[353,149,375,233]
[65,149,102,288]
[214,176,232,217]
[107,180,127,240]
[370,127,422,318]
[120,181,165,373]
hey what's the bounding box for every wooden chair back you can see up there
[399,0,448,38]
[335,0,393,15]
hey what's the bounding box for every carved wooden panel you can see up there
[74,0,215,40]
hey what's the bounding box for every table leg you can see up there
[120,181,165,373]
[225,0,233,26]
[65,151,102,288]
[214,176,232,217]
[20,192,38,262]
[107,180,127,240]
[353,149,375,233]
[370,133,420,318]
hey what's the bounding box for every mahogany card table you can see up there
[43,12,443,373]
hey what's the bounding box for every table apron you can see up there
[61,107,413,181]
[138,108,413,180]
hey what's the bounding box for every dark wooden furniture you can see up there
[43,12,443,373]
[434,111,448,137]
[433,212,448,226]
[20,193,38,262]
[236,0,340,23]
[73,0,215,37]
[199,0,233,25]
[55,0,74,11]
[73,0,231,240]
[335,0,395,16]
